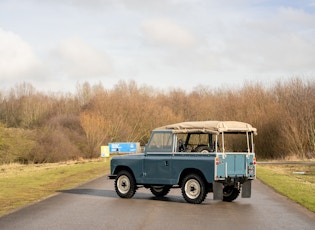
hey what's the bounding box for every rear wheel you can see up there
[223,185,240,202]
[150,185,171,197]
[181,174,207,204]
[115,170,136,198]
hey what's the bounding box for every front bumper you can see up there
[108,175,117,180]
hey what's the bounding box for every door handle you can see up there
[164,161,169,166]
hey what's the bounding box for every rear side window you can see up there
[147,132,173,152]
[217,132,254,153]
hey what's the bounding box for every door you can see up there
[144,153,172,184]
[143,131,173,184]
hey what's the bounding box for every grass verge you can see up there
[0,159,110,216]
[257,164,315,212]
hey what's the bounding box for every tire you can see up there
[115,170,136,198]
[223,185,240,202]
[195,146,212,153]
[150,185,171,197]
[181,174,207,204]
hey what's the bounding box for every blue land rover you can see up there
[109,121,257,204]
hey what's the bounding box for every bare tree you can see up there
[80,112,109,158]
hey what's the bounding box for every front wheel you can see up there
[223,185,240,202]
[150,185,171,197]
[181,174,207,204]
[115,170,136,198]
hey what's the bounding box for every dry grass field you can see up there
[0,159,110,216]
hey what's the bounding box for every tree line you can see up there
[0,78,314,164]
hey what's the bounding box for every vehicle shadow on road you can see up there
[57,188,256,207]
[57,188,186,203]
[57,189,118,198]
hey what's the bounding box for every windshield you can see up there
[146,132,173,152]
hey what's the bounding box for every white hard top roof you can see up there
[155,120,257,135]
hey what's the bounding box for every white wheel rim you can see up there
[185,179,201,199]
[117,175,130,194]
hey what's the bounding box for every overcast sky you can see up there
[1,0,315,93]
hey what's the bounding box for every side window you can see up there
[147,132,173,152]
[217,133,249,152]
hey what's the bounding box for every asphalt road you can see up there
[1,176,314,230]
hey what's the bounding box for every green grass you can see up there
[257,164,315,212]
[0,159,110,216]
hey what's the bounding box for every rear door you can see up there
[214,131,256,180]
[215,153,247,179]
[226,154,247,176]
[215,153,256,179]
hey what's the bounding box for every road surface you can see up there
[0,176,314,230]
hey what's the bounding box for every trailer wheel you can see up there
[223,185,240,202]
[115,170,136,198]
[150,185,171,197]
[181,174,207,204]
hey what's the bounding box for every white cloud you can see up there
[53,38,113,79]
[224,7,315,74]
[278,6,315,27]
[142,18,196,49]
[1,1,314,93]
[0,28,42,81]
